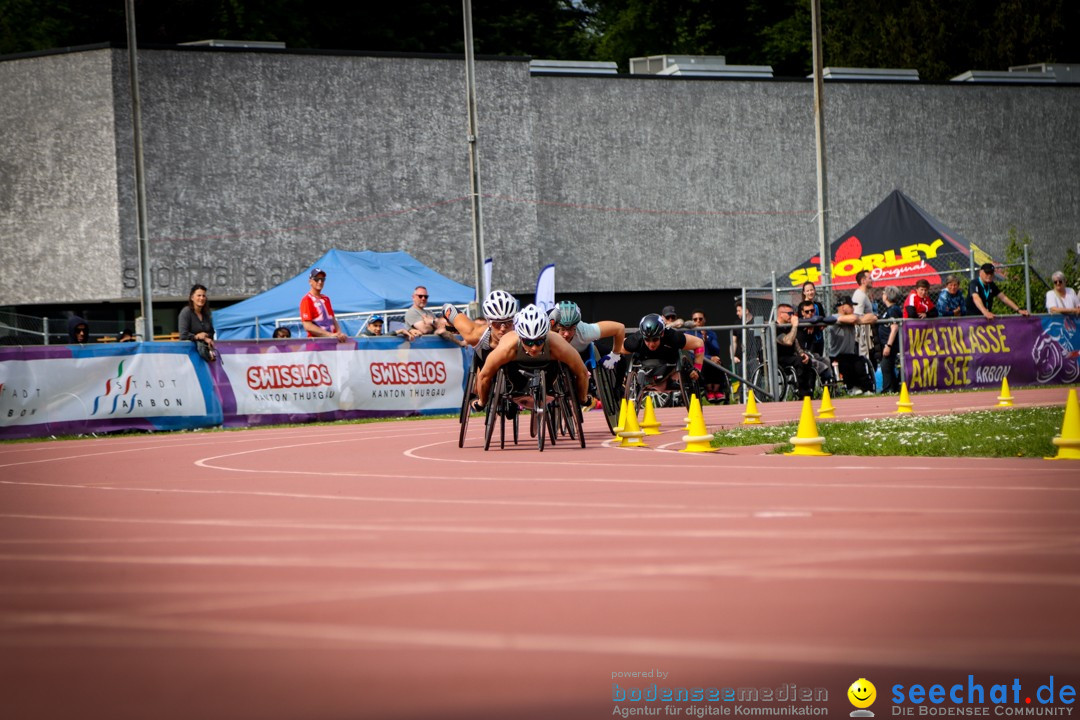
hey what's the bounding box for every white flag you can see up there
[534,263,555,313]
[482,258,492,301]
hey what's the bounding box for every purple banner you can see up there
[902,315,1080,392]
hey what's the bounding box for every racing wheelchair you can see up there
[481,361,586,452]
[622,356,703,415]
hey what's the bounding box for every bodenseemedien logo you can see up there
[850,678,878,717]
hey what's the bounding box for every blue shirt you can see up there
[936,288,965,317]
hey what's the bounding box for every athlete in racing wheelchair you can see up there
[472,304,594,451]
[622,313,705,412]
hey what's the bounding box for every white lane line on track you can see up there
[0,514,1070,544]
[2,612,1076,670]
[0,425,437,468]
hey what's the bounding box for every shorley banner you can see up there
[903,315,1079,392]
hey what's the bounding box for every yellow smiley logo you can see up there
[848,678,877,709]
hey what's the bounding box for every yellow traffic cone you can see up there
[785,396,830,456]
[817,385,836,419]
[618,400,647,448]
[997,377,1014,407]
[1046,388,1080,461]
[681,394,715,453]
[896,382,914,413]
[742,389,762,425]
[640,395,662,435]
[613,397,627,434]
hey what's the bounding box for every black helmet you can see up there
[639,313,665,339]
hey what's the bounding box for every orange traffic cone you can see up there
[785,396,830,456]
[1046,389,1080,461]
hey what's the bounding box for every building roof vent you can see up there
[808,67,919,81]
[529,59,618,75]
[180,39,286,49]
[630,54,772,79]
[1009,62,1079,84]
[950,69,1057,83]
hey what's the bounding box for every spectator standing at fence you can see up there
[799,282,827,355]
[179,284,217,361]
[67,315,90,344]
[903,279,939,320]
[966,263,1030,320]
[361,315,418,339]
[118,328,136,342]
[731,300,761,377]
[878,286,903,394]
[301,268,347,342]
[272,327,291,339]
[936,274,966,317]
[1046,271,1080,315]
[828,296,877,395]
[405,286,466,346]
[851,270,876,360]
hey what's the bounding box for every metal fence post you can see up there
[1023,244,1031,312]
[43,317,50,346]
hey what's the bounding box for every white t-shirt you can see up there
[1046,287,1079,311]
[567,321,602,352]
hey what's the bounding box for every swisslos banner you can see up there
[0,343,220,439]
[214,338,466,427]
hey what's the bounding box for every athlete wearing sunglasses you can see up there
[442,289,520,362]
[474,304,592,410]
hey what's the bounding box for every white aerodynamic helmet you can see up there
[513,304,550,341]
[482,289,519,321]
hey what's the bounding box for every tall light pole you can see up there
[810,0,830,294]
[463,0,487,313]
[125,0,154,339]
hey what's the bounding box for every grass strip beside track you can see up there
[711,406,1063,458]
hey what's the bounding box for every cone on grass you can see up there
[997,377,1014,407]
[896,382,914,413]
[785,396,830,456]
[742,389,762,425]
[640,395,662,435]
[681,395,715,453]
[816,386,836,419]
[1045,388,1080,461]
[617,401,647,448]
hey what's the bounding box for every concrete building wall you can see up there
[0,50,123,304]
[1,46,1077,307]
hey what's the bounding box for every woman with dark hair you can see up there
[179,284,216,361]
[799,281,827,356]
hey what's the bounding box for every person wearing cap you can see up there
[661,305,684,329]
[827,296,877,395]
[361,315,386,336]
[966,263,1030,320]
[300,268,347,342]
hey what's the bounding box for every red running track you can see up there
[1,387,1078,720]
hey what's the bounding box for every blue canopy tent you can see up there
[214,249,475,339]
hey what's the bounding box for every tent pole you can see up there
[810,0,830,297]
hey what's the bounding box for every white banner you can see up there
[347,346,464,412]
[0,354,208,427]
[535,263,555,313]
[220,350,343,416]
[219,345,464,416]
